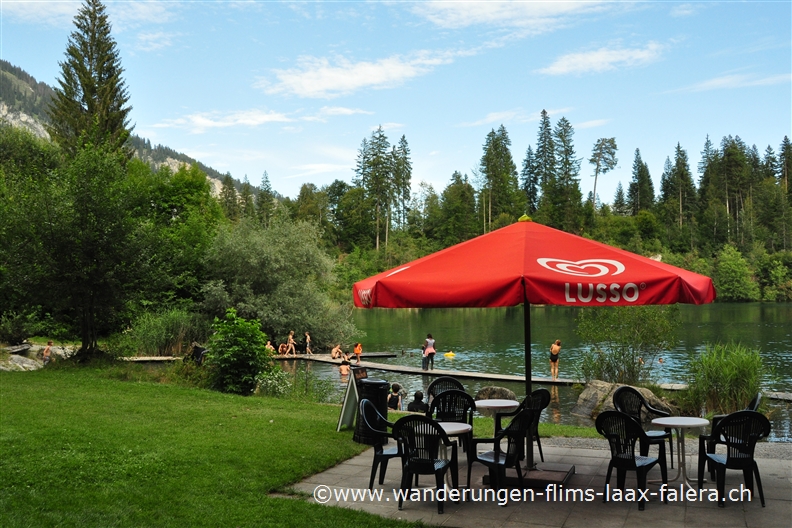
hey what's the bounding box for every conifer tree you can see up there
[220,174,239,220]
[256,171,275,227]
[392,135,412,229]
[627,149,654,214]
[780,136,792,196]
[612,182,629,216]
[520,146,539,214]
[47,0,132,158]
[588,138,618,205]
[551,117,583,232]
[479,125,522,230]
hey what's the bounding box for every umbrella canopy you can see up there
[354,219,715,309]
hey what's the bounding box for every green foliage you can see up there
[714,244,761,301]
[255,367,292,397]
[206,308,272,395]
[0,311,42,345]
[680,343,765,415]
[121,308,210,357]
[202,218,359,347]
[280,363,336,403]
[46,0,132,158]
[576,305,680,385]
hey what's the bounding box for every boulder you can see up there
[0,354,42,372]
[571,381,678,424]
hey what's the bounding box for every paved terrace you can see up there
[292,437,791,528]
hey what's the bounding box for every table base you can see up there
[648,427,704,490]
[482,463,576,489]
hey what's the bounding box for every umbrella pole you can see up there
[524,289,536,470]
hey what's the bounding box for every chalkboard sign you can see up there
[336,376,359,432]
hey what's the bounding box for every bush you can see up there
[256,368,291,397]
[681,342,766,416]
[576,305,679,385]
[286,363,337,403]
[0,311,42,345]
[206,308,272,395]
[126,308,210,356]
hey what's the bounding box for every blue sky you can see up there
[3,1,790,202]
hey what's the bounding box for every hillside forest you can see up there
[0,1,790,358]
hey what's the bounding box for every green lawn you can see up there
[0,368,425,527]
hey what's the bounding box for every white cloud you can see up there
[538,42,664,75]
[285,163,352,179]
[675,73,791,92]
[576,119,611,129]
[375,122,405,132]
[259,51,457,98]
[301,106,374,122]
[1,1,175,28]
[670,4,697,18]
[154,109,292,133]
[411,1,610,31]
[460,110,521,127]
[134,31,176,52]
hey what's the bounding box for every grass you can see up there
[0,366,426,527]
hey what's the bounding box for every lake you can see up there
[301,303,790,441]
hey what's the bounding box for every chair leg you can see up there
[381,457,393,484]
[753,462,765,507]
[603,462,614,502]
[536,434,544,463]
[515,461,525,488]
[716,466,726,508]
[697,454,706,490]
[434,471,445,514]
[369,457,380,490]
[616,468,626,490]
[398,469,411,510]
[667,434,674,470]
[637,469,648,511]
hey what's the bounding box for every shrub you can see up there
[714,245,760,301]
[256,368,291,397]
[0,311,43,345]
[576,305,679,385]
[285,363,337,403]
[681,342,765,416]
[126,308,211,356]
[206,308,272,395]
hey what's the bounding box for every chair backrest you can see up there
[746,392,762,412]
[360,398,393,440]
[596,410,646,463]
[428,389,476,424]
[612,386,647,421]
[426,376,465,400]
[392,415,450,469]
[499,408,534,465]
[712,410,770,461]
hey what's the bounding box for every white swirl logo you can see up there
[357,288,373,306]
[537,258,625,277]
[313,485,331,504]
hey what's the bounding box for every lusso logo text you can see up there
[564,282,640,303]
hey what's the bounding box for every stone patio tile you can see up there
[683,504,748,527]
[562,509,628,528]
[745,498,792,528]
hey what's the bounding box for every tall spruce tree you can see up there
[47,0,132,158]
[391,135,412,229]
[627,148,654,214]
[354,127,392,250]
[612,182,629,216]
[479,125,522,230]
[551,117,583,232]
[520,145,539,214]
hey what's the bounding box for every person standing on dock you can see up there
[286,331,297,357]
[353,342,362,364]
[549,339,561,381]
[304,332,313,354]
[423,334,436,370]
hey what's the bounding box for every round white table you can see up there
[652,416,710,490]
[438,422,472,487]
[475,398,520,418]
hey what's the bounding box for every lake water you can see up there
[302,303,790,441]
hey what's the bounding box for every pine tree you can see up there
[520,146,539,214]
[612,182,629,216]
[479,125,522,230]
[391,135,412,229]
[588,138,618,205]
[354,127,392,250]
[780,136,791,196]
[256,171,275,227]
[220,174,239,220]
[552,117,583,232]
[47,0,132,158]
[627,149,654,214]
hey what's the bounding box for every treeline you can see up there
[210,112,792,302]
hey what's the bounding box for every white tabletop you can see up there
[652,417,710,428]
[439,422,473,435]
[475,399,520,410]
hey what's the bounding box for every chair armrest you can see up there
[644,402,670,419]
[493,407,520,432]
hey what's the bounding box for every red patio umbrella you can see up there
[353,217,716,396]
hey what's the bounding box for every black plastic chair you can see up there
[697,410,770,508]
[427,389,476,452]
[707,393,762,458]
[467,408,534,492]
[359,399,400,489]
[613,385,674,469]
[596,411,668,511]
[392,415,459,514]
[426,376,465,404]
[494,388,551,462]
